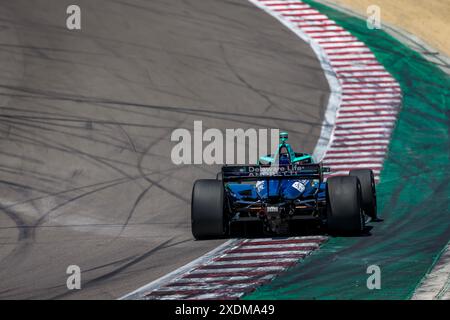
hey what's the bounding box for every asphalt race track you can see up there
[0,0,329,299]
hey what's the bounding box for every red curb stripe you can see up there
[331,146,389,152]
[282,12,323,17]
[327,148,387,154]
[333,62,384,68]
[330,57,377,62]
[148,287,256,297]
[338,75,393,80]
[324,155,385,160]
[198,261,297,269]
[341,101,401,105]
[215,254,306,261]
[227,246,317,254]
[324,160,384,166]
[315,39,358,45]
[310,34,354,40]
[339,107,399,112]
[167,279,269,287]
[273,7,311,12]
[241,239,325,246]
[340,104,399,109]
[341,80,398,85]
[326,47,369,52]
[342,91,401,96]
[327,50,370,56]
[297,21,336,27]
[335,117,396,122]
[189,296,238,300]
[337,113,396,118]
[343,87,401,91]
[340,101,400,106]
[305,28,346,33]
[336,68,387,73]
[342,94,401,99]
[335,124,394,130]
[266,2,310,7]
[183,270,279,278]
[330,52,375,57]
[341,78,399,83]
[338,109,398,114]
[336,64,384,69]
[333,131,390,136]
[332,137,390,142]
[306,29,350,34]
[323,44,366,50]
[336,117,394,122]
[291,17,330,22]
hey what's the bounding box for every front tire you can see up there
[191,179,226,239]
[326,176,364,234]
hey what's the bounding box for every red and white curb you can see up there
[250,0,402,182]
[121,236,327,300]
[121,0,402,300]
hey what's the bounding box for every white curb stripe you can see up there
[210,258,299,265]
[191,266,286,273]
[321,41,366,48]
[166,276,271,283]
[223,251,310,258]
[233,242,319,249]
[334,127,392,134]
[323,158,384,164]
[302,26,345,32]
[154,284,259,292]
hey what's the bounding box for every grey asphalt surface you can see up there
[0,0,329,299]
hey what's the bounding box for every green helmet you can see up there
[280,131,289,143]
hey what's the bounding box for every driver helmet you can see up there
[278,145,291,165]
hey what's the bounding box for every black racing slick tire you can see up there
[191,179,226,240]
[326,176,364,234]
[349,169,377,220]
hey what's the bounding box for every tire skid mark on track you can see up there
[122,236,327,300]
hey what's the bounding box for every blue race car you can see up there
[191,132,377,239]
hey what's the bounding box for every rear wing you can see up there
[222,164,330,182]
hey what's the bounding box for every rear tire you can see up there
[349,169,377,219]
[191,179,226,239]
[326,176,364,234]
